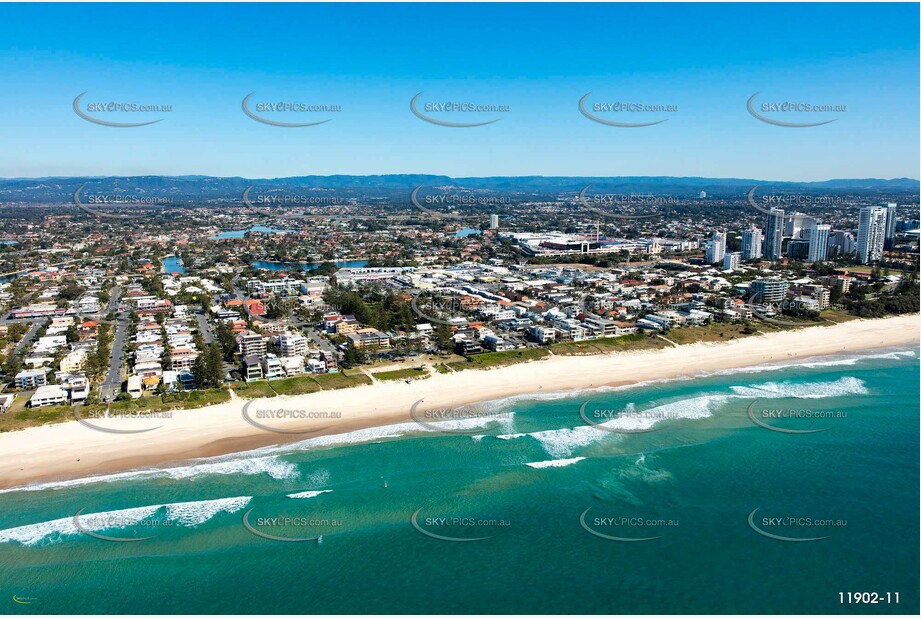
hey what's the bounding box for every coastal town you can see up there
[0,183,917,427]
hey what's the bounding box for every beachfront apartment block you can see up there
[243,355,263,382]
[581,314,620,337]
[321,350,338,373]
[237,331,267,357]
[278,333,308,357]
[56,374,90,402]
[14,369,47,389]
[170,348,199,372]
[29,385,68,408]
[346,328,391,350]
[261,354,286,380]
[553,317,591,341]
[482,333,514,352]
[454,337,483,355]
[528,325,556,343]
[751,278,789,304]
[280,355,306,376]
[127,375,143,398]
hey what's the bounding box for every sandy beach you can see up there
[1,315,917,490]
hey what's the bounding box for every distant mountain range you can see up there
[0,175,916,203]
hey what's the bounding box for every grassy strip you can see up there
[0,388,231,432]
[269,375,323,396]
[658,323,758,345]
[550,333,668,356]
[448,347,550,371]
[373,367,429,381]
[231,381,278,399]
[311,370,372,390]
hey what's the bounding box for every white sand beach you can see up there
[1,315,917,490]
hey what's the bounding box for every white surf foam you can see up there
[0,414,513,495]
[0,456,296,495]
[0,496,251,546]
[525,457,586,469]
[530,395,728,458]
[286,490,333,499]
[729,376,868,399]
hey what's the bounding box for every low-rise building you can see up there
[347,328,391,350]
[15,369,47,389]
[127,375,143,398]
[237,331,266,357]
[279,333,308,357]
[261,354,285,380]
[29,385,67,408]
[243,355,263,382]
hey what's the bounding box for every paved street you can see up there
[12,319,46,355]
[195,310,214,344]
[99,316,128,402]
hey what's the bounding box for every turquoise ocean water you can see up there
[1,347,918,614]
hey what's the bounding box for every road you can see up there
[12,319,46,356]
[194,310,214,344]
[105,285,122,315]
[99,316,128,402]
[304,326,337,354]
[230,275,247,302]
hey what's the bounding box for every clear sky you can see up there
[0,3,917,181]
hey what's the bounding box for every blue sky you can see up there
[0,3,917,180]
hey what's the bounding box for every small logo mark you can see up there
[241,92,333,127]
[72,92,164,128]
[578,93,669,128]
[579,508,663,542]
[410,92,501,128]
[72,508,157,543]
[747,507,831,542]
[746,92,838,128]
[410,508,492,542]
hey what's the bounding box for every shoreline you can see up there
[1,315,918,490]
